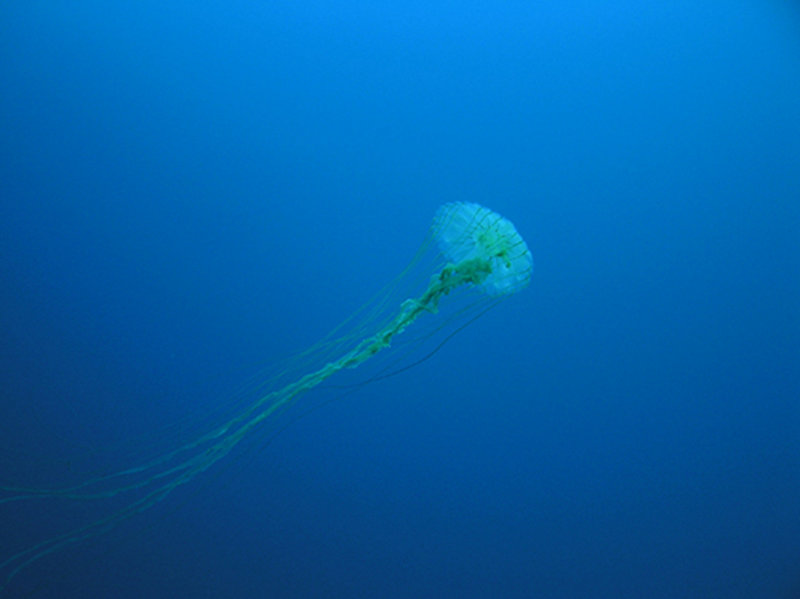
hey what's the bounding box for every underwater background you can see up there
[1,1,799,597]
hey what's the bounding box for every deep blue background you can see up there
[2,1,799,597]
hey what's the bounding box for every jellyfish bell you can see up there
[433,202,533,296]
[0,203,532,594]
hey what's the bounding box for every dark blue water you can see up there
[2,2,799,597]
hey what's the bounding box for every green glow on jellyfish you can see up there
[0,202,533,592]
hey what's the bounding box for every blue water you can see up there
[2,2,799,597]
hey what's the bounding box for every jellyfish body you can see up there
[433,202,533,296]
[0,203,532,593]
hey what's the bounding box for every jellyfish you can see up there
[0,202,533,593]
